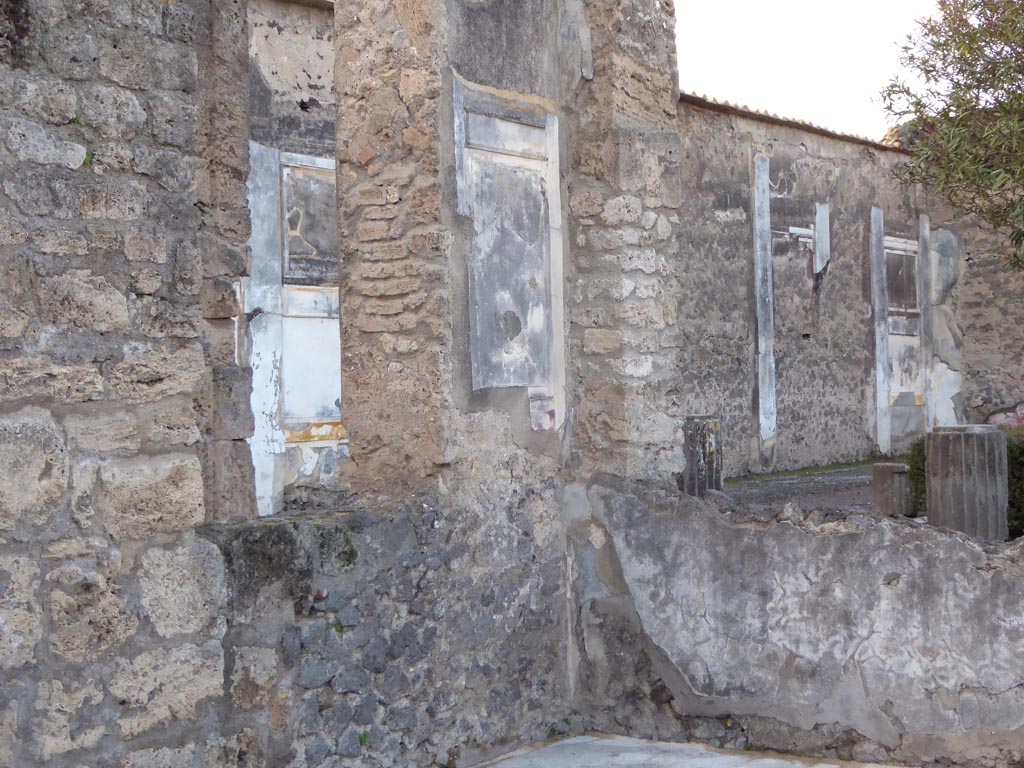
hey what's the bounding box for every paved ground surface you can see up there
[484,736,889,768]
[724,464,874,509]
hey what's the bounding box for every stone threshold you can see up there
[480,735,900,768]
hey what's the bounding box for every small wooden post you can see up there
[926,426,1008,541]
[873,462,912,518]
[678,417,723,497]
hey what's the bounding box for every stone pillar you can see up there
[873,463,911,518]
[677,417,723,497]
[926,426,1008,541]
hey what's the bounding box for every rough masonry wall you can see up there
[227,0,578,763]
[201,494,570,767]
[0,1,256,766]
[335,0,448,494]
[949,217,1024,427]
[676,104,921,473]
[567,0,684,483]
[565,6,927,482]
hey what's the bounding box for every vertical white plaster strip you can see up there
[542,111,566,430]
[814,202,831,274]
[870,206,892,454]
[752,154,776,446]
[918,215,935,431]
[453,77,470,216]
[245,142,286,517]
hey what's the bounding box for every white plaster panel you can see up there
[282,315,342,422]
[466,112,546,158]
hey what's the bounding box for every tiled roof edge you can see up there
[678,91,910,154]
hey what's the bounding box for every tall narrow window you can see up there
[246,144,343,516]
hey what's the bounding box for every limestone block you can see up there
[873,463,912,518]
[64,410,139,453]
[76,181,149,220]
[231,646,278,708]
[46,557,138,661]
[3,171,76,218]
[601,195,642,225]
[109,641,224,738]
[926,426,1008,541]
[0,407,68,532]
[124,226,168,263]
[41,27,98,80]
[201,277,241,318]
[171,247,203,302]
[100,453,204,540]
[140,534,226,638]
[130,296,201,339]
[131,146,198,193]
[3,117,87,169]
[147,91,198,149]
[198,364,254,439]
[42,269,130,332]
[198,439,256,522]
[121,745,197,768]
[399,67,440,104]
[0,305,29,339]
[98,35,197,92]
[613,247,662,274]
[106,343,204,403]
[70,459,100,529]
[130,266,163,295]
[201,318,241,365]
[0,696,16,766]
[203,729,263,768]
[0,357,104,402]
[76,83,147,139]
[0,209,28,245]
[32,679,104,759]
[0,555,42,668]
[583,327,623,355]
[139,397,201,447]
[13,75,78,125]
[34,227,88,255]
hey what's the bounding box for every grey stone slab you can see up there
[487,736,898,768]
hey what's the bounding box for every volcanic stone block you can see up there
[676,417,723,497]
[873,462,912,518]
[926,426,1008,541]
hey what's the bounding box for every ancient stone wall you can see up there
[946,217,1024,428]
[0,0,256,765]
[569,479,1024,768]
[572,95,926,480]
[3,0,1024,766]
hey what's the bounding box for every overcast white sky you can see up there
[675,0,939,140]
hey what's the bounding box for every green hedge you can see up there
[906,428,1024,539]
[1009,428,1024,539]
[907,438,927,516]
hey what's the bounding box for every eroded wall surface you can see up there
[631,101,917,477]
[0,0,258,765]
[249,0,336,156]
[568,480,1024,767]
[952,220,1024,428]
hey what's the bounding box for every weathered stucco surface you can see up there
[572,481,1024,766]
